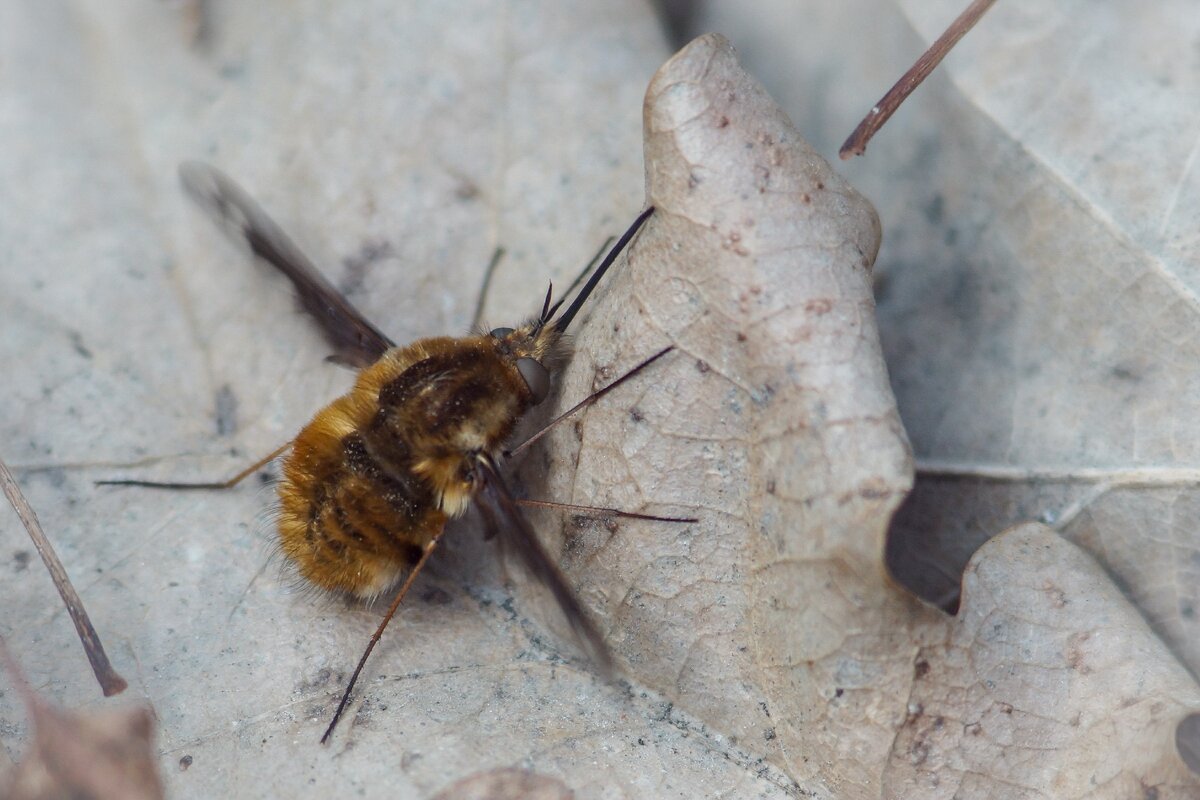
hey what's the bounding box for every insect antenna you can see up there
[321,530,446,745]
[536,281,555,330]
[550,206,654,333]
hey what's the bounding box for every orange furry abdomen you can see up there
[276,336,530,598]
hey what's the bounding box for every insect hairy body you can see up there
[101,163,686,743]
[280,327,561,599]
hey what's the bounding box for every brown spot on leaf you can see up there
[858,480,892,500]
[1065,631,1092,674]
[1042,580,1068,608]
[722,229,748,255]
[805,298,833,315]
[908,737,930,766]
[431,768,574,800]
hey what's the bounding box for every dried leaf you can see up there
[2,3,795,798]
[431,768,573,800]
[889,524,1200,798]
[1,702,163,800]
[0,643,161,800]
[881,0,1200,678]
[694,0,1200,673]
[532,32,916,792]
[10,0,1194,796]
[673,2,1200,794]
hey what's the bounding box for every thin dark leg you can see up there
[320,530,444,744]
[470,247,506,331]
[95,442,290,490]
[516,497,697,524]
[508,346,674,458]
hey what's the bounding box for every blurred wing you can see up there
[179,161,395,368]
[472,455,614,676]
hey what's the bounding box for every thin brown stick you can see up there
[320,531,444,744]
[840,0,999,159]
[515,497,697,524]
[0,456,127,696]
[95,442,290,490]
[507,346,674,458]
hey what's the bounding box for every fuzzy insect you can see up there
[102,163,691,742]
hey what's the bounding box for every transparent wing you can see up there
[179,161,395,368]
[472,455,614,675]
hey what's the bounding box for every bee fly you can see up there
[101,162,695,743]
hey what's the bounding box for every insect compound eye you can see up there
[516,357,550,404]
[489,327,515,340]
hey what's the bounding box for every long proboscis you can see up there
[551,206,654,333]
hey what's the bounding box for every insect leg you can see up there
[514,498,696,524]
[469,247,506,331]
[95,442,290,490]
[471,232,614,333]
[474,455,613,675]
[507,345,675,458]
[320,529,445,744]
